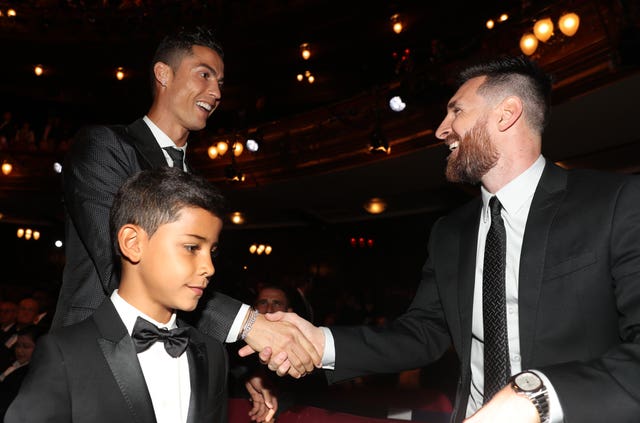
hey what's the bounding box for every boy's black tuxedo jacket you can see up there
[6,299,228,423]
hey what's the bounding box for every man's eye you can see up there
[200,72,210,79]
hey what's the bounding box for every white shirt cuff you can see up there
[320,327,336,369]
[531,370,564,423]
[226,304,251,343]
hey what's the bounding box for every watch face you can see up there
[514,372,542,392]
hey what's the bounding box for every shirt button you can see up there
[513,354,521,361]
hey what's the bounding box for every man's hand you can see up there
[239,312,321,378]
[463,384,539,423]
[245,374,277,423]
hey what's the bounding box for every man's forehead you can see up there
[448,76,486,108]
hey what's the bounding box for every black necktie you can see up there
[131,316,190,358]
[483,196,510,402]
[164,147,184,170]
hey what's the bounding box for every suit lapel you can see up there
[457,198,482,364]
[125,118,168,170]
[183,326,209,423]
[93,300,157,423]
[518,163,567,367]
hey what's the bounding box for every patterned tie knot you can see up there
[489,196,502,219]
[164,147,184,170]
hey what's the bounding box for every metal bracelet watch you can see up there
[510,371,550,423]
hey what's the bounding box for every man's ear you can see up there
[496,96,523,132]
[118,224,145,264]
[153,62,172,88]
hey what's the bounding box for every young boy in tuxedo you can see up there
[6,167,228,423]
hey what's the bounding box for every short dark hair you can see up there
[457,56,553,133]
[109,167,226,256]
[150,26,224,96]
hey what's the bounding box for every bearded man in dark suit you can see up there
[262,56,640,423]
[52,26,319,383]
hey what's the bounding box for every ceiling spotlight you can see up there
[296,73,304,82]
[55,240,63,248]
[369,126,390,154]
[231,141,244,157]
[34,65,44,76]
[116,67,125,81]
[53,162,62,173]
[499,13,508,22]
[7,9,16,17]
[207,145,219,159]
[558,12,580,37]
[364,198,387,214]
[390,14,403,34]
[486,19,495,30]
[1,161,12,175]
[300,43,311,60]
[307,75,315,84]
[246,138,259,152]
[230,212,245,225]
[216,141,229,156]
[533,18,554,42]
[520,33,539,56]
[389,95,406,112]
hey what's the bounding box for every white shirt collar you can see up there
[142,115,187,152]
[110,289,178,335]
[481,155,546,218]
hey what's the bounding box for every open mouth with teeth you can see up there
[196,101,213,113]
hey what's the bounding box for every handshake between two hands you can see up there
[239,311,326,378]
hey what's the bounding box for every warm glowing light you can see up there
[486,19,495,29]
[249,244,257,254]
[33,231,40,240]
[519,33,539,56]
[391,14,403,34]
[296,74,303,82]
[25,229,32,240]
[231,212,245,225]
[265,245,272,255]
[300,43,311,60]
[1,162,12,175]
[17,228,24,238]
[533,18,554,42]
[207,145,218,159]
[216,141,228,156]
[307,75,315,84]
[116,67,125,80]
[499,13,508,22]
[34,65,43,76]
[256,244,265,255]
[7,9,16,17]
[558,12,580,37]
[232,142,244,157]
[364,198,387,214]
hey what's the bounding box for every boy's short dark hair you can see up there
[150,26,224,96]
[109,167,225,256]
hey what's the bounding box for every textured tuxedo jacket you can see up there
[328,162,640,422]
[6,299,228,423]
[52,119,241,341]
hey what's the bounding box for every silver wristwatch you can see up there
[510,371,550,423]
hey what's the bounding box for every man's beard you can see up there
[445,119,499,184]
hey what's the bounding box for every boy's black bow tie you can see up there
[131,316,190,358]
